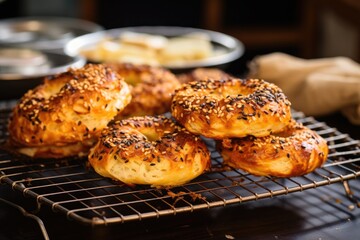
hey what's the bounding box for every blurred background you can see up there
[1,0,359,76]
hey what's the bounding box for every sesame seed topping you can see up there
[172,78,291,138]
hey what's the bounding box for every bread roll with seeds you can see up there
[218,120,328,177]
[8,64,131,158]
[107,63,181,119]
[171,78,292,139]
[89,116,211,187]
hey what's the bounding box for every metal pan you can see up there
[0,17,103,52]
[0,48,85,100]
[65,26,244,72]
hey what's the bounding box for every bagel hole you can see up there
[122,73,142,86]
[141,128,162,142]
[219,87,253,98]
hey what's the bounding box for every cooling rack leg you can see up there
[342,181,360,208]
[0,197,50,240]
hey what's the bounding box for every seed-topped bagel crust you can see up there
[218,120,328,177]
[89,115,211,187]
[171,78,292,139]
[107,63,181,119]
[8,64,131,158]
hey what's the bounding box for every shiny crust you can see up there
[171,78,292,139]
[8,64,132,158]
[107,63,181,119]
[88,116,211,187]
[218,120,328,177]
[177,68,232,84]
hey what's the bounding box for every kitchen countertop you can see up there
[1,178,359,240]
[0,110,359,240]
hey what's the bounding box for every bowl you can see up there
[0,17,103,52]
[64,26,244,73]
[0,48,85,100]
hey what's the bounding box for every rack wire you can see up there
[0,104,359,226]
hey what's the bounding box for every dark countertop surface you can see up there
[1,179,359,240]
[0,97,359,240]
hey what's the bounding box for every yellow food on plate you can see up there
[80,31,215,67]
[81,39,160,66]
[119,31,168,49]
[159,37,213,66]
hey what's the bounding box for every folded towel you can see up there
[248,52,360,125]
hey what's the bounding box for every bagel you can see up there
[171,78,292,139]
[88,116,211,187]
[177,67,232,84]
[218,120,328,177]
[107,63,181,119]
[8,64,132,158]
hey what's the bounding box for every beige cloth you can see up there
[249,52,360,125]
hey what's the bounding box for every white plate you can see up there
[65,26,244,71]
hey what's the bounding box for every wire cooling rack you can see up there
[0,103,359,226]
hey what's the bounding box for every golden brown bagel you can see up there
[218,120,328,177]
[8,64,132,158]
[177,67,232,84]
[171,78,292,139]
[88,116,211,187]
[107,63,181,119]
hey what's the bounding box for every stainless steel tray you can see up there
[0,103,359,226]
[65,26,244,72]
[0,17,103,51]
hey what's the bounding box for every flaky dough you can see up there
[218,120,328,177]
[107,63,180,119]
[89,116,211,187]
[172,78,292,139]
[8,64,131,158]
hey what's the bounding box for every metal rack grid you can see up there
[0,105,359,226]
